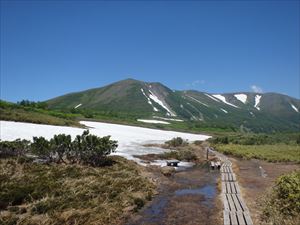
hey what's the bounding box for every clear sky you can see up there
[1,0,299,102]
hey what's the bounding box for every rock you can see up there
[161,166,175,176]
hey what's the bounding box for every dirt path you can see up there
[230,157,299,225]
[126,164,223,225]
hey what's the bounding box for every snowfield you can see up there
[291,104,299,113]
[0,120,210,164]
[254,95,262,110]
[212,94,239,108]
[137,119,170,124]
[234,94,247,104]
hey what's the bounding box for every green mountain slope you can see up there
[45,79,300,132]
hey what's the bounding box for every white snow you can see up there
[254,95,262,110]
[137,119,170,124]
[205,93,220,102]
[141,88,159,112]
[220,108,228,113]
[212,94,239,108]
[74,103,82,109]
[148,90,176,116]
[249,111,255,117]
[0,120,210,165]
[149,160,195,171]
[185,95,209,107]
[234,94,247,104]
[291,104,299,113]
[153,116,184,122]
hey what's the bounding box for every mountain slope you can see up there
[46,79,300,132]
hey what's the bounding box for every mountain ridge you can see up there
[45,79,300,132]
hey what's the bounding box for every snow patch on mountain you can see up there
[291,104,299,113]
[220,108,228,113]
[212,94,239,108]
[141,88,158,112]
[137,119,170,124]
[74,103,82,109]
[153,116,184,122]
[205,94,220,102]
[185,95,209,107]
[254,95,262,110]
[148,90,176,116]
[234,94,247,104]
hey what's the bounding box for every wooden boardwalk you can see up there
[221,160,253,225]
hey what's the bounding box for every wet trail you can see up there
[126,165,222,225]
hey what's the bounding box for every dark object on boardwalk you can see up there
[166,160,179,167]
[210,161,221,170]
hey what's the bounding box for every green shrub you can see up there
[165,137,187,148]
[260,171,300,225]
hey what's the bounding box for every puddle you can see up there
[175,184,216,207]
[126,166,220,225]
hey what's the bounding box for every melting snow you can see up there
[291,104,299,113]
[150,160,195,171]
[186,95,209,107]
[234,94,247,104]
[141,88,159,112]
[74,103,82,109]
[212,95,239,108]
[137,119,170,124]
[220,108,228,113]
[205,94,220,102]
[148,90,176,116]
[254,95,262,110]
[0,120,210,165]
[153,116,184,122]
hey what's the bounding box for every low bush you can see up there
[260,171,300,225]
[1,130,118,167]
[165,137,187,148]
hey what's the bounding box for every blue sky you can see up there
[1,0,299,102]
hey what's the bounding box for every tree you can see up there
[50,134,71,163]
[31,137,53,161]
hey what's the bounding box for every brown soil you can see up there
[230,157,300,224]
[125,162,222,225]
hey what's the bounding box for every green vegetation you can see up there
[214,144,300,163]
[0,100,82,127]
[260,171,300,225]
[210,132,300,163]
[156,137,197,161]
[165,137,187,148]
[209,132,300,145]
[0,156,155,225]
[1,130,117,167]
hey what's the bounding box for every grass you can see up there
[0,101,82,127]
[214,144,300,163]
[0,156,155,225]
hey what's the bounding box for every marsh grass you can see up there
[215,144,300,163]
[0,156,155,225]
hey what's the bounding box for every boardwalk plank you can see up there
[232,194,243,211]
[230,182,236,194]
[223,194,230,211]
[227,194,236,211]
[237,212,246,225]
[223,210,230,225]
[236,194,249,212]
[230,212,238,225]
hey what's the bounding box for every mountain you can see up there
[46,79,300,132]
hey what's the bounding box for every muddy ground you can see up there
[230,157,299,224]
[126,164,222,225]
